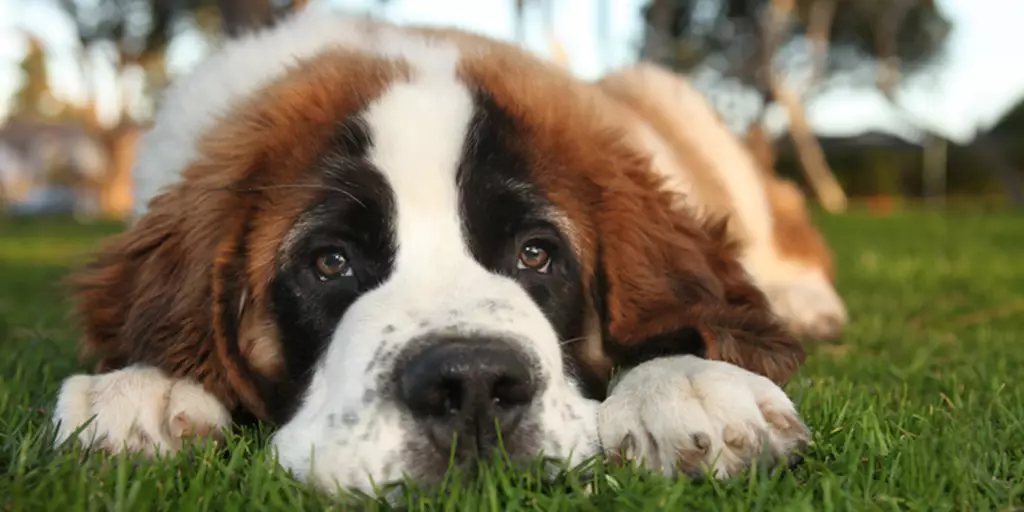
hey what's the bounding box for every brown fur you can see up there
[597,69,745,241]
[598,63,838,286]
[765,177,837,282]
[747,120,837,282]
[68,49,406,421]
[68,23,804,427]
[455,38,804,387]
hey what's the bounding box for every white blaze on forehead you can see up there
[362,45,475,276]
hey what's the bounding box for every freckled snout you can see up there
[397,337,539,458]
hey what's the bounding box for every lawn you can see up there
[1,211,1023,511]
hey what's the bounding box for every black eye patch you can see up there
[455,89,587,348]
[264,115,397,423]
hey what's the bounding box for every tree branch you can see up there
[806,0,838,88]
[761,0,848,213]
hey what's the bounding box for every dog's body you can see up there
[597,64,846,340]
[53,11,818,495]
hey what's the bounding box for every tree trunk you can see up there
[75,46,104,133]
[806,0,837,85]
[640,0,675,64]
[771,79,848,212]
[922,133,947,206]
[761,0,847,213]
[219,0,274,37]
[99,122,141,219]
[970,134,1024,207]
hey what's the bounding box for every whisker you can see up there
[559,336,587,347]
[221,183,367,208]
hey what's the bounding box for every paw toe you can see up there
[762,408,806,436]
[691,432,711,454]
[784,437,809,469]
[53,374,100,446]
[721,423,760,454]
[673,447,707,476]
[758,403,811,468]
[165,380,230,450]
[168,411,220,439]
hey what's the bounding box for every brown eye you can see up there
[517,243,552,273]
[314,251,353,281]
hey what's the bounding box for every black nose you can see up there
[397,337,538,458]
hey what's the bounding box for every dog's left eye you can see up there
[517,242,552,274]
[314,250,354,281]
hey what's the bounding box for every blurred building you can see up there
[0,118,138,219]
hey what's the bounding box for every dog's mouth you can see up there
[397,422,552,492]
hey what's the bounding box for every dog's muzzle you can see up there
[396,336,539,459]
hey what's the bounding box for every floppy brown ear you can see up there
[66,166,279,421]
[592,160,805,387]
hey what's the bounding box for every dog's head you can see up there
[69,12,804,493]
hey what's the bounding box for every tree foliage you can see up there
[640,0,952,95]
[56,0,197,66]
[54,0,305,65]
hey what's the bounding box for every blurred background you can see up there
[0,0,1022,221]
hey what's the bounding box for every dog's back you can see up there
[597,63,847,340]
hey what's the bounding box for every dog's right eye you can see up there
[517,242,552,274]
[314,250,353,281]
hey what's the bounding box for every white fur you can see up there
[53,365,231,456]
[747,257,848,339]
[598,355,810,478]
[267,33,598,494]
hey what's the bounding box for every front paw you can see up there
[53,365,231,456]
[597,355,810,478]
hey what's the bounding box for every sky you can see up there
[2,0,1024,145]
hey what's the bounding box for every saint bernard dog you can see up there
[51,9,816,496]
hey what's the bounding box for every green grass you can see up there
[2,211,1023,511]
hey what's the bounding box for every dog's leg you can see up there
[760,278,847,340]
[597,355,810,478]
[53,365,231,456]
[743,253,847,340]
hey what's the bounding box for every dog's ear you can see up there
[592,161,805,387]
[67,156,279,421]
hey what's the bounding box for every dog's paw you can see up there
[52,365,231,456]
[763,279,847,341]
[597,355,810,479]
